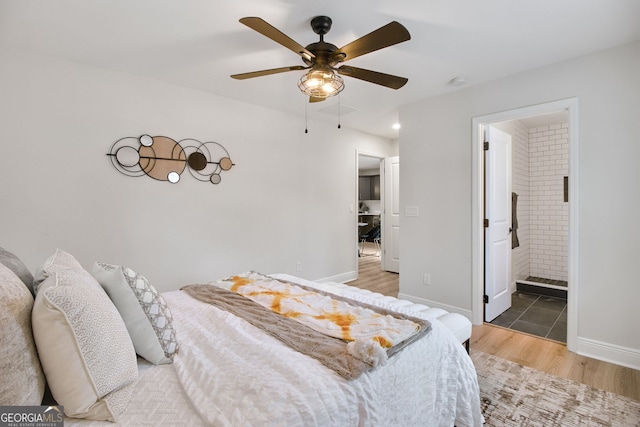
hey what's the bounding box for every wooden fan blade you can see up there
[240,17,315,60]
[332,21,410,63]
[337,66,408,89]
[309,96,326,103]
[231,65,307,80]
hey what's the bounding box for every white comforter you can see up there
[66,278,482,426]
[170,280,482,427]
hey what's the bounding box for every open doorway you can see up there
[357,153,384,273]
[351,151,400,296]
[471,98,579,352]
[355,152,400,276]
[486,112,570,342]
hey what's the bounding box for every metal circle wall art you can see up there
[108,135,235,185]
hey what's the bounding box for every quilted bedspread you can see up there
[65,277,482,426]
[170,280,482,426]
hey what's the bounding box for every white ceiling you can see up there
[1,1,639,139]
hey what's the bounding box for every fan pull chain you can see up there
[338,95,342,129]
[304,98,309,133]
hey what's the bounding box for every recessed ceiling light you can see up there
[392,123,401,130]
[449,76,467,86]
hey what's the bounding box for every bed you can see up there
[0,247,482,426]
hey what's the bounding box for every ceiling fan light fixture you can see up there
[298,68,344,98]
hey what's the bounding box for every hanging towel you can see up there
[512,192,520,249]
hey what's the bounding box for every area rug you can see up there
[470,350,640,426]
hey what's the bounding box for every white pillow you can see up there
[32,267,138,421]
[0,263,45,406]
[92,262,178,364]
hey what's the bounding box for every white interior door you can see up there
[485,126,512,322]
[382,156,400,273]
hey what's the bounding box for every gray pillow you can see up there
[0,246,35,297]
[0,263,45,405]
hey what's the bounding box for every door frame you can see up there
[355,150,386,278]
[471,98,579,352]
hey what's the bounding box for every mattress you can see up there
[66,275,482,426]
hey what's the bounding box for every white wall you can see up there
[497,119,569,285]
[0,47,395,292]
[529,123,569,281]
[399,41,640,368]
[493,119,530,287]
[528,124,569,282]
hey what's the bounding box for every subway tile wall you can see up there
[511,121,531,283]
[528,123,569,281]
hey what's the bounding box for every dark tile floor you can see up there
[490,291,567,343]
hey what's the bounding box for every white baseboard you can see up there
[398,292,472,322]
[317,270,357,284]
[576,337,640,371]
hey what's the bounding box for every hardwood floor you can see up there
[472,324,640,401]
[349,244,398,297]
[348,249,640,402]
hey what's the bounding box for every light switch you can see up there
[404,206,419,217]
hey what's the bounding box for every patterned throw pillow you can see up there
[32,267,138,421]
[92,262,178,364]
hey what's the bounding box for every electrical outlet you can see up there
[423,274,431,286]
[296,261,302,272]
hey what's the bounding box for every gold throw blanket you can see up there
[181,272,431,380]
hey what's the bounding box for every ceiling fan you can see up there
[231,16,411,102]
